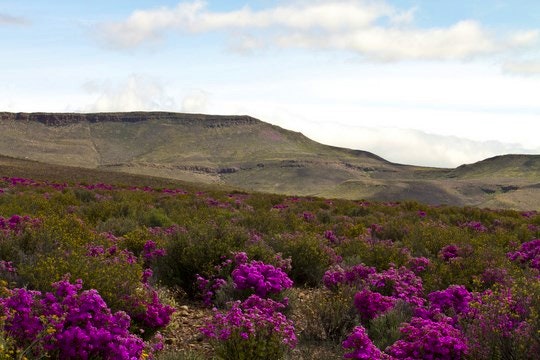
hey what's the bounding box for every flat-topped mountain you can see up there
[0,112,538,210]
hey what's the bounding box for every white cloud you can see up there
[277,20,498,61]
[502,60,540,76]
[98,0,539,61]
[181,89,209,113]
[82,74,177,112]
[324,127,538,168]
[0,13,28,26]
[279,118,539,168]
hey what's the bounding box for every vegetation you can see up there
[0,173,539,359]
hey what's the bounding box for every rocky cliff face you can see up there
[0,112,260,127]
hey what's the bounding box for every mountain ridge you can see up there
[0,111,538,210]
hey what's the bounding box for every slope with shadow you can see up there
[0,112,538,210]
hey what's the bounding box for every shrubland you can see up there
[0,176,539,359]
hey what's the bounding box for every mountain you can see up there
[0,111,538,210]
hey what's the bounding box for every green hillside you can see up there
[0,112,538,210]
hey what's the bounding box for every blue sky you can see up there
[1,0,539,167]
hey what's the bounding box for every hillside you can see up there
[0,112,538,210]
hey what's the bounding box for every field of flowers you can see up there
[0,176,539,359]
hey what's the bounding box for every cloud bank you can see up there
[82,74,177,112]
[99,0,539,61]
[303,125,539,168]
[503,60,540,76]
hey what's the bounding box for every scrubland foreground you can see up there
[0,176,539,359]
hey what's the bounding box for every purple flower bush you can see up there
[84,240,174,337]
[368,267,425,308]
[480,267,511,287]
[460,221,488,233]
[0,279,147,359]
[0,215,41,236]
[323,264,376,290]
[200,295,296,360]
[508,239,540,271]
[232,260,293,297]
[324,230,339,243]
[426,285,472,322]
[406,256,430,275]
[323,264,424,308]
[197,252,293,307]
[354,289,396,323]
[386,317,468,359]
[462,286,533,358]
[342,326,383,360]
[466,288,530,338]
[439,245,460,261]
[128,285,175,333]
[142,240,167,264]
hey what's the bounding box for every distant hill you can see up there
[448,154,540,179]
[0,112,538,210]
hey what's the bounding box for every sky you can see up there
[1,0,539,168]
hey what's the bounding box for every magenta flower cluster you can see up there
[142,240,167,264]
[507,239,540,271]
[322,264,376,290]
[368,267,425,307]
[324,264,424,307]
[232,260,293,297]
[439,245,460,261]
[428,285,472,317]
[466,287,530,338]
[85,241,174,334]
[200,295,297,349]
[0,260,16,274]
[0,214,41,236]
[1,176,190,197]
[86,243,137,265]
[342,326,383,360]
[130,287,175,330]
[460,221,488,232]
[0,279,146,359]
[386,317,468,359]
[197,252,292,306]
[406,256,430,275]
[414,285,472,326]
[354,289,396,323]
[324,230,339,243]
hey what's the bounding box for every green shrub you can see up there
[298,286,358,343]
[19,249,142,313]
[368,301,413,350]
[96,216,139,236]
[270,234,332,287]
[141,208,172,228]
[156,222,248,297]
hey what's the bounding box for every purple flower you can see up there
[232,260,293,297]
[323,264,376,290]
[439,245,460,261]
[387,317,468,359]
[508,239,540,271]
[0,279,146,359]
[342,326,383,359]
[200,299,297,351]
[143,240,167,263]
[354,289,396,323]
[407,257,430,275]
[367,267,425,308]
